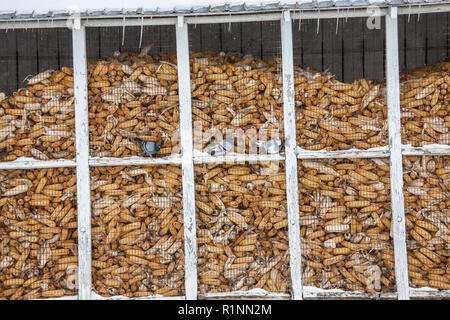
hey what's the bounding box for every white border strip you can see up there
[303,287,397,300]
[72,22,92,300]
[0,159,76,170]
[176,16,198,300]
[89,155,182,166]
[385,7,409,300]
[193,153,285,164]
[280,10,303,301]
[296,147,390,159]
[37,295,79,300]
[83,17,176,27]
[199,289,290,300]
[402,145,450,156]
[409,288,450,299]
[91,291,185,300]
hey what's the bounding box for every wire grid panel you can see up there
[194,161,291,294]
[402,155,450,291]
[399,60,449,148]
[0,28,75,162]
[0,168,78,299]
[398,12,449,149]
[188,22,285,158]
[90,165,185,298]
[298,158,397,294]
[293,17,388,152]
[398,12,449,72]
[86,26,180,159]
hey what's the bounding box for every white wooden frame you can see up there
[0,6,449,300]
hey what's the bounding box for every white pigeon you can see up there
[254,137,282,154]
[207,135,234,156]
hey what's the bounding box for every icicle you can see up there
[408,5,411,23]
[139,16,144,49]
[194,15,198,28]
[298,10,302,31]
[346,7,349,23]
[316,9,320,34]
[335,9,339,35]
[122,16,126,47]
[417,4,421,22]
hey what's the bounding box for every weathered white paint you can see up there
[176,16,198,300]
[89,155,182,166]
[296,147,390,159]
[385,7,410,301]
[402,144,450,156]
[280,10,303,301]
[72,23,92,300]
[83,17,177,27]
[303,286,397,300]
[0,20,68,29]
[193,153,285,164]
[0,159,76,170]
[91,291,185,300]
[409,288,450,299]
[199,289,290,300]
[397,3,450,15]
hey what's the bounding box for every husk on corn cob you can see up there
[194,161,291,294]
[295,69,388,151]
[0,67,75,161]
[90,165,184,298]
[298,158,396,293]
[400,59,450,147]
[1,50,448,161]
[0,168,78,300]
[403,155,450,290]
[190,52,284,154]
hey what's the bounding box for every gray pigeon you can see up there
[254,137,282,154]
[207,135,234,156]
[135,138,161,156]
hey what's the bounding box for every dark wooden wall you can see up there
[0,13,448,95]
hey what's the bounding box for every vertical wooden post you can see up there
[72,20,92,300]
[176,16,198,300]
[280,10,303,300]
[385,7,410,300]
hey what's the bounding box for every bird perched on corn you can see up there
[254,137,282,154]
[207,135,234,156]
[134,138,161,156]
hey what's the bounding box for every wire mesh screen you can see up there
[398,12,449,71]
[90,165,184,298]
[403,156,450,290]
[86,26,179,158]
[0,28,75,162]
[293,17,388,152]
[189,22,284,157]
[298,158,396,294]
[0,168,78,300]
[195,161,290,294]
[399,13,449,147]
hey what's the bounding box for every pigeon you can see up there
[134,138,161,156]
[207,135,234,156]
[254,137,282,154]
